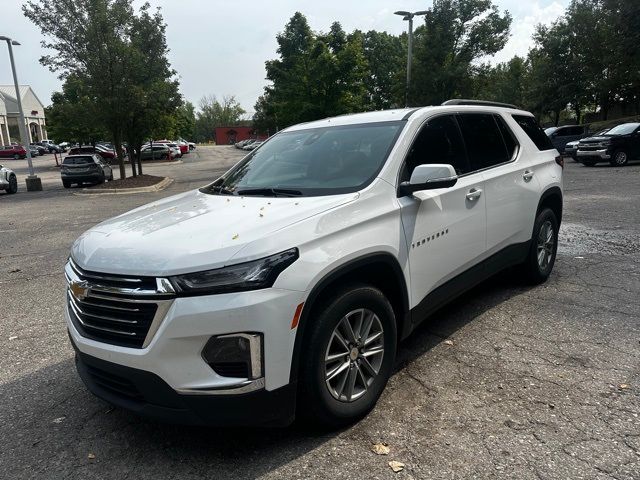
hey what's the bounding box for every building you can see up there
[0,85,47,145]
[214,126,267,145]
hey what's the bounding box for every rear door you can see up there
[399,114,487,305]
[457,113,540,255]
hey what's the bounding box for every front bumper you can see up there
[72,341,296,426]
[65,284,305,425]
[577,149,611,161]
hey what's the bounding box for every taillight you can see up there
[555,155,564,169]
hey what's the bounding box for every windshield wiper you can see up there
[236,188,303,197]
[203,185,235,195]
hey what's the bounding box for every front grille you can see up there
[65,260,173,348]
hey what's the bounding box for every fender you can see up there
[288,252,409,384]
[537,186,563,225]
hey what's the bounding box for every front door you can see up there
[398,114,487,309]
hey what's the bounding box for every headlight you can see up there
[169,248,299,295]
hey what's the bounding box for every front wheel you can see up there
[7,175,17,194]
[518,208,559,285]
[62,180,71,188]
[13,154,19,160]
[298,285,397,428]
[610,150,628,167]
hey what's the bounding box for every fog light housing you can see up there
[202,333,263,379]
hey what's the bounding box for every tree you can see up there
[361,30,405,110]
[411,0,512,106]
[23,0,179,179]
[45,75,107,144]
[473,57,529,109]
[175,101,196,140]
[195,95,246,143]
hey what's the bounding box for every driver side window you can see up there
[401,115,469,182]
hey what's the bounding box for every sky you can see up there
[0,0,569,115]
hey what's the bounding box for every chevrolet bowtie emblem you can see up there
[70,280,90,300]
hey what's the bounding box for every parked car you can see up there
[28,146,40,157]
[188,142,196,151]
[46,143,65,153]
[67,145,115,161]
[61,154,113,188]
[243,140,263,151]
[58,142,71,150]
[177,140,189,155]
[64,100,563,428]
[0,145,27,159]
[235,139,255,149]
[140,144,171,160]
[167,143,182,158]
[576,122,640,166]
[545,125,590,153]
[0,164,18,194]
[565,129,609,161]
[30,143,47,156]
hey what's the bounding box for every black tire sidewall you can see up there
[8,175,17,194]
[526,208,559,283]
[611,150,628,166]
[299,285,397,427]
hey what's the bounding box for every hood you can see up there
[71,189,356,276]
[579,135,611,144]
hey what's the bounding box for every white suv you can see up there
[0,164,18,194]
[65,100,563,427]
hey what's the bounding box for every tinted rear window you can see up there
[63,156,94,165]
[513,115,554,151]
[457,113,511,170]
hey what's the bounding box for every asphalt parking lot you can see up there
[1,147,639,479]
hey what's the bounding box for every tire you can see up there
[62,180,71,188]
[582,160,596,167]
[518,208,559,285]
[13,154,19,160]
[98,173,105,185]
[109,171,114,181]
[610,150,628,167]
[7,174,17,194]
[298,284,397,429]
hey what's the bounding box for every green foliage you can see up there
[411,0,512,106]
[195,95,246,143]
[174,102,196,140]
[23,0,180,178]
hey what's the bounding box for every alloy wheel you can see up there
[614,151,627,165]
[324,308,384,402]
[537,220,555,271]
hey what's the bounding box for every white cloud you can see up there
[490,1,567,63]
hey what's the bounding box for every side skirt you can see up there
[407,241,530,334]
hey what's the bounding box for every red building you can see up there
[214,126,267,145]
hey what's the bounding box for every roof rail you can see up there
[442,99,519,109]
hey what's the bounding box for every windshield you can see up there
[605,123,640,136]
[203,121,404,197]
[544,127,558,135]
[63,156,94,165]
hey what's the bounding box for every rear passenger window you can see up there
[494,115,518,160]
[512,115,554,151]
[457,114,510,171]
[401,115,469,181]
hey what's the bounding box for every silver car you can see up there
[0,164,18,194]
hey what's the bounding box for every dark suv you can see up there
[545,125,590,153]
[576,122,640,166]
[61,154,113,188]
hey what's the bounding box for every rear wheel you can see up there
[7,174,17,194]
[518,208,559,284]
[298,284,397,428]
[610,150,628,166]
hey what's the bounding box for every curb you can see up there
[74,177,174,196]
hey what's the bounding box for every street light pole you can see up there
[0,35,42,191]
[394,10,429,108]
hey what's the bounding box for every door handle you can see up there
[523,170,534,182]
[466,188,482,201]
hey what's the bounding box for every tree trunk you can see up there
[554,110,560,126]
[137,152,143,175]
[113,131,126,180]
[574,104,581,124]
[130,145,137,177]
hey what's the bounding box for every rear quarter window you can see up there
[512,115,555,151]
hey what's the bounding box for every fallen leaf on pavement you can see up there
[443,340,454,346]
[9,336,17,341]
[52,417,65,424]
[9,268,21,273]
[88,453,96,459]
[389,461,405,473]
[371,443,390,455]
[619,384,629,390]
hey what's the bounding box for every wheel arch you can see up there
[537,186,563,226]
[289,252,409,384]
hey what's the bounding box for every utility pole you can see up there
[394,10,429,108]
[0,35,42,191]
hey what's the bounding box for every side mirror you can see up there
[399,164,458,196]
